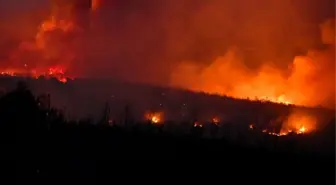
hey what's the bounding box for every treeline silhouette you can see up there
[5,81,334,183]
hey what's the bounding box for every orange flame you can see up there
[0,1,81,83]
[298,126,306,134]
[194,122,203,128]
[170,48,335,107]
[145,112,163,124]
[281,112,316,135]
[212,117,220,125]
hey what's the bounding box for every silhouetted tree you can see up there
[0,81,40,131]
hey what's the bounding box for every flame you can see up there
[145,112,163,124]
[255,115,313,136]
[194,122,203,128]
[170,52,294,105]
[249,124,254,129]
[281,113,316,134]
[298,126,306,134]
[0,0,88,83]
[170,19,335,108]
[212,117,220,125]
[151,116,160,123]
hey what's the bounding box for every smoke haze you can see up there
[0,0,335,107]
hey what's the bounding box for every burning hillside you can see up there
[170,19,335,108]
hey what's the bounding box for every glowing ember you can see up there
[212,117,220,125]
[194,122,203,128]
[145,112,163,124]
[249,124,254,129]
[279,132,288,136]
[259,125,309,137]
[151,116,160,123]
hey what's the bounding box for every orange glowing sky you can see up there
[0,0,334,108]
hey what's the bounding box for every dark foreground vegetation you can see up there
[3,82,334,183]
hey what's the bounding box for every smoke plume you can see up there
[0,0,335,107]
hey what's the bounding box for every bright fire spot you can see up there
[279,132,287,136]
[281,113,316,134]
[151,116,160,123]
[264,129,305,137]
[297,126,306,134]
[249,124,254,129]
[259,95,292,105]
[1,66,71,83]
[145,112,163,124]
[194,122,203,128]
[258,114,316,137]
[212,117,220,125]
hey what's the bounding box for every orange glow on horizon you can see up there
[171,52,334,107]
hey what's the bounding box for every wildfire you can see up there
[249,124,254,129]
[194,122,203,128]
[151,116,160,123]
[145,112,163,124]
[212,117,220,125]
[1,66,70,83]
[281,113,316,135]
[253,113,315,137]
[0,0,87,83]
[170,19,335,108]
[297,126,306,134]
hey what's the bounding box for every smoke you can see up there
[84,0,334,80]
[170,18,335,108]
[0,0,335,107]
